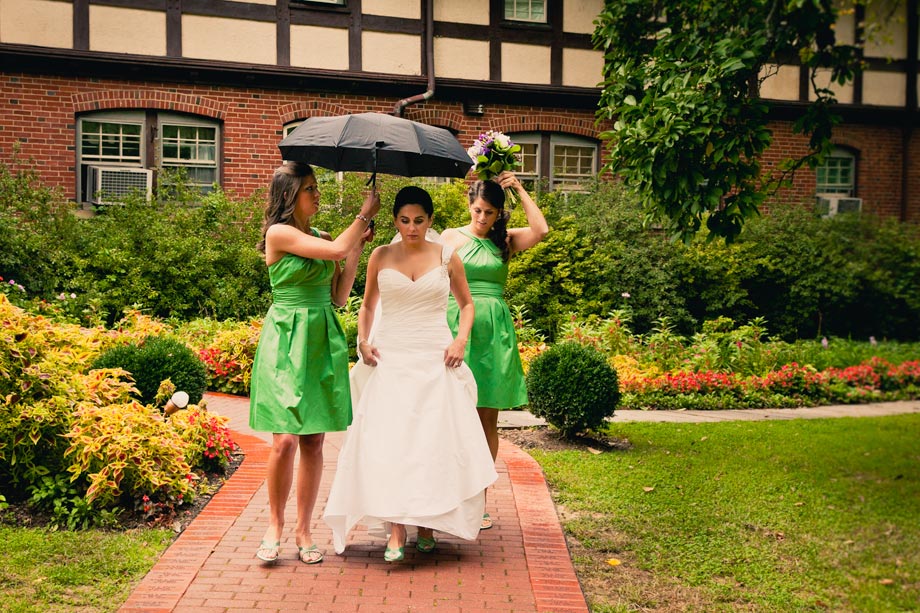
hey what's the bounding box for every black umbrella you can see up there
[278,113,472,184]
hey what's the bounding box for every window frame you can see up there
[76,110,222,205]
[158,113,220,192]
[815,146,857,197]
[549,134,598,190]
[503,0,548,24]
[508,132,598,192]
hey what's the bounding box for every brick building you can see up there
[0,0,917,222]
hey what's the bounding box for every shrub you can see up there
[64,395,195,510]
[168,405,236,473]
[190,321,261,395]
[91,336,207,404]
[526,341,620,438]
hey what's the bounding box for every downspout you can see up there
[393,0,434,116]
[901,0,918,221]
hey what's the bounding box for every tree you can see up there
[593,0,869,242]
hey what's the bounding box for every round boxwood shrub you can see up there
[525,341,620,438]
[91,335,207,405]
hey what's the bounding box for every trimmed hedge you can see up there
[526,341,620,438]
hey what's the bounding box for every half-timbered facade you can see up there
[0,0,918,221]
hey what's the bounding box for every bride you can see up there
[323,186,498,561]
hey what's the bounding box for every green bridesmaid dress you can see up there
[447,228,528,409]
[249,233,352,434]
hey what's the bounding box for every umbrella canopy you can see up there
[278,112,472,180]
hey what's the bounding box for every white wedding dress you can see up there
[324,245,498,554]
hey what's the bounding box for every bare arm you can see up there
[265,191,380,263]
[356,248,383,366]
[330,225,374,307]
[445,252,474,366]
[496,171,549,255]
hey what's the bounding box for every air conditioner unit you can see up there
[815,194,862,217]
[88,165,153,205]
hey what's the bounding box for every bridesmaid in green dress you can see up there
[442,172,548,530]
[250,161,379,564]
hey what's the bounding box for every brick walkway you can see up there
[119,393,589,613]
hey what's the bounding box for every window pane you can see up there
[160,122,219,188]
[553,145,596,188]
[101,135,121,157]
[198,144,216,161]
[82,134,100,156]
[505,0,547,23]
[80,119,143,164]
[519,143,538,175]
[816,154,855,195]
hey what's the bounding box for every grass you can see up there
[530,414,920,612]
[0,525,173,612]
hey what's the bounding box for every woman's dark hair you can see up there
[257,161,315,253]
[468,180,511,262]
[393,185,434,217]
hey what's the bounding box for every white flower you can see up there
[621,292,631,298]
[70,293,76,299]
[493,132,511,148]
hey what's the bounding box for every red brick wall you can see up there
[2,71,917,222]
[1,72,606,202]
[761,120,911,219]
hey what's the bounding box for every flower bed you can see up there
[618,358,920,410]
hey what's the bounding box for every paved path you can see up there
[120,393,589,613]
[119,397,919,612]
[498,399,920,427]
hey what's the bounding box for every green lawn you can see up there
[0,525,173,613]
[531,414,920,612]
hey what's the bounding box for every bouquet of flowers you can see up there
[468,130,522,204]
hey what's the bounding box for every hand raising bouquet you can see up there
[468,131,523,205]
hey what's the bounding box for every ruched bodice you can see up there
[372,266,454,352]
[454,229,508,293]
[268,253,334,307]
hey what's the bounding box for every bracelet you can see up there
[356,214,370,224]
[358,338,368,345]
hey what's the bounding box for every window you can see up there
[77,111,221,204]
[816,147,856,196]
[552,140,596,188]
[291,0,344,6]
[517,141,540,187]
[509,132,598,191]
[159,115,218,190]
[504,0,546,23]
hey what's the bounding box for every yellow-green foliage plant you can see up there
[0,295,225,525]
[0,294,109,489]
[64,370,195,509]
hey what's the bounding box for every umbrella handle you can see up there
[365,141,384,188]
